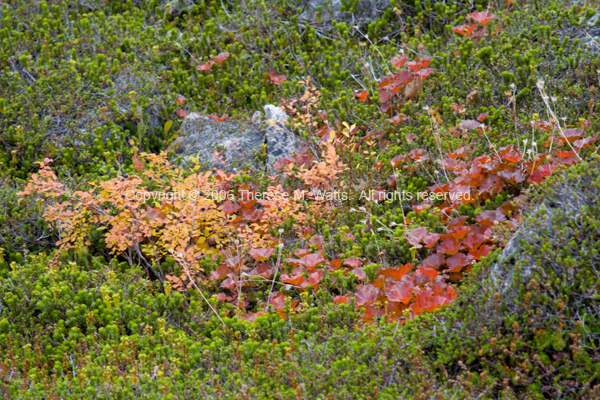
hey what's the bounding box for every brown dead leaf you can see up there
[404,77,423,99]
[466,89,478,105]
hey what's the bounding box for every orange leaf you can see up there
[470,11,496,25]
[268,71,287,85]
[388,113,408,124]
[211,52,230,64]
[209,114,229,122]
[453,24,477,37]
[390,54,408,69]
[354,90,368,102]
[197,60,216,71]
[378,263,414,280]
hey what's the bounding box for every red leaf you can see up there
[378,263,414,280]
[537,120,553,132]
[334,295,349,304]
[573,133,598,149]
[351,267,367,281]
[210,264,230,281]
[354,90,368,102]
[502,149,522,163]
[175,109,189,118]
[446,146,470,159]
[422,253,445,269]
[418,266,439,280]
[452,104,466,113]
[268,71,287,85]
[561,128,584,143]
[447,225,473,240]
[452,24,477,37]
[390,154,409,167]
[497,168,526,184]
[390,54,409,69]
[413,289,442,313]
[309,235,324,247]
[222,201,241,214]
[423,232,441,248]
[417,56,432,68]
[416,68,434,80]
[388,113,408,124]
[280,270,304,285]
[355,284,380,306]
[475,210,507,226]
[462,229,487,250]
[221,276,236,289]
[406,60,422,72]
[133,156,143,170]
[386,174,397,186]
[308,270,323,285]
[209,114,229,122]
[211,52,230,64]
[448,216,468,227]
[197,60,216,71]
[403,227,428,248]
[270,293,286,310]
[249,247,276,262]
[527,164,557,183]
[379,71,413,91]
[477,113,489,122]
[437,238,460,255]
[344,257,363,268]
[301,253,325,270]
[470,11,496,25]
[176,95,186,105]
[330,259,343,270]
[385,280,413,304]
[446,253,471,273]
[553,150,576,159]
[468,244,493,261]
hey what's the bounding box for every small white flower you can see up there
[536,79,545,90]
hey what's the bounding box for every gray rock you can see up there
[264,105,299,167]
[297,0,390,25]
[176,105,300,170]
[491,179,597,293]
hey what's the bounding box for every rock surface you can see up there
[298,0,390,25]
[491,170,598,292]
[176,105,300,170]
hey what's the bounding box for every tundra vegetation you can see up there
[1,0,600,398]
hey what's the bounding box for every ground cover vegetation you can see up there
[1,0,600,398]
